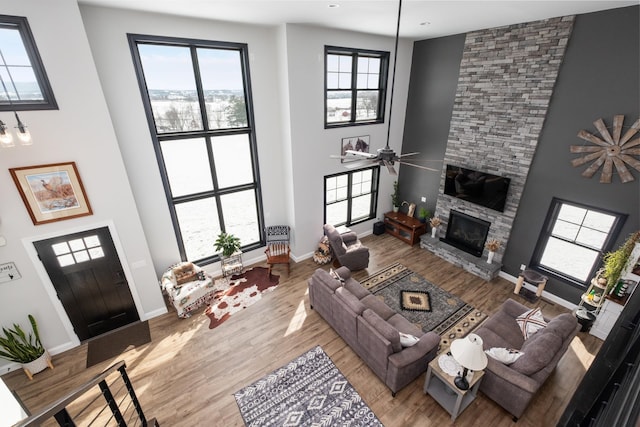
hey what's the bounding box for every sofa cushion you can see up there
[335,287,366,315]
[361,295,396,320]
[510,331,562,375]
[387,313,423,337]
[544,313,578,339]
[344,280,370,300]
[363,309,402,353]
[516,307,547,339]
[481,311,525,349]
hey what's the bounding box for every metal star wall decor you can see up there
[570,115,640,183]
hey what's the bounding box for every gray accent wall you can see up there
[401,6,639,304]
[400,34,465,216]
[504,6,640,302]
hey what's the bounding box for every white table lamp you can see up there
[450,333,488,390]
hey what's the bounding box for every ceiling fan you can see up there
[331,0,441,176]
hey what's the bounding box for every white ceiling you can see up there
[77,0,638,39]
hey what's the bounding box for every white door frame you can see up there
[22,219,146,347]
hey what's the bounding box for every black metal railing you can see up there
[14,360,158,426]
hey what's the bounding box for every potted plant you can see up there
[430,216,442,238]
[417,207,431,224]
[601,231,640,295]
[391,181,400,212]
[214,232,242,257]
[0,314,53,380]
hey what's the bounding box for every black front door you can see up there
[34,226,139,341]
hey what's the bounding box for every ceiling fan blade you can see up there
[396,160,441,172]
[383,160,397,175]
[345,150,378,159]
[398,152,419,158]
[343,159,376,169]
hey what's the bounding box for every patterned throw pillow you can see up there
[516,307,547,339]
[485,347,524,365]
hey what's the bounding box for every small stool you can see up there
[515,269,548,297]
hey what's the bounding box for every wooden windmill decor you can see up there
[570,115,640,183]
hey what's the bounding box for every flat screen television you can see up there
[444,165,510,212]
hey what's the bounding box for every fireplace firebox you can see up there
[440,210,490,257]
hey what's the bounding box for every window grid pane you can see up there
[325,47,387,126]
[133,35,263,263]
[324,167,378,227]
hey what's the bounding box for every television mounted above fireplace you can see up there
[440,210,491,257]
[444,164,510,212]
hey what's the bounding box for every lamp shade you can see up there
[450,333,488,371]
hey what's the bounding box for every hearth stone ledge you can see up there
[420,235,501,281]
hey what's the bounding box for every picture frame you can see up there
[341,135,370,163]
[10,162,93,225]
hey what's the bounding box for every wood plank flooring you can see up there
[2,233,602,426]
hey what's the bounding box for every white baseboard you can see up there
[499,271,577,310]
[144,307,168,320]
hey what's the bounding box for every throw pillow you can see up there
[516,307,547,339]
[329,268,345,285]
[399,332,420,347]
[485,347,524,365]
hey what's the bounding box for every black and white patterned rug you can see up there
[234,346,383,426]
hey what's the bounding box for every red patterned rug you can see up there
[204,267,279,329]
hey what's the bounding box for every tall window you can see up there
[0,15,56,111]
[129,34,264,264]
[531,198,626,287]
[325,46,388,128]
[325,167,379,226]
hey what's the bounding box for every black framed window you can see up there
[129,34,264,264]
[324,167,379,226]
[325,46,388,128]
[531,198,626,288]
[0,15,57,111]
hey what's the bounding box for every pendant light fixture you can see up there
[0,47,33,147]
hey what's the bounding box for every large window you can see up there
[531,198,626,287]
[0,15,56,111]
[325,167,379,226]
[129,34,264,264]
[325,46,388,128]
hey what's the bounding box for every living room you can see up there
[0,0,638,425]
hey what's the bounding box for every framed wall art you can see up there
[10,162,93,225]
[341,135,370,163]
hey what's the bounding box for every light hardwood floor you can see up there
[3,233,602,426]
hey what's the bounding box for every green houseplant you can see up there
[214,232,242,257]
[417,207,431,223]
[391,181,400,212]
[0,314,52,379]
[602,231,640,294]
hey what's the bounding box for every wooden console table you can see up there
[384,211,427,246]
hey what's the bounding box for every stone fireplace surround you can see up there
[420,16,574,280]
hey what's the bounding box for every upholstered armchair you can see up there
[323,223,369,270]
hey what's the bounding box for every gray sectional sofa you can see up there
[308,266,440,396]
[474,298,580,420]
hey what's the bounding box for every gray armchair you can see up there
[323,224,369,270]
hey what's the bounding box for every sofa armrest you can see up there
[341,231,358,243]
[388,332,440,369]
[335,266,352,280]
[484,357,540,394]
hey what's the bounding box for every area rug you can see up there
[205,267,279,329]
[234,346,383,427]
[361,263,480,334]
[86,321,151,368]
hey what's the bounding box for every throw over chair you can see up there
[265,225,291,276]
[323,223,369,270]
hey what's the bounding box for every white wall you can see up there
[79,5,290,273]
[0,0,165,372]
[284,24,413,255]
